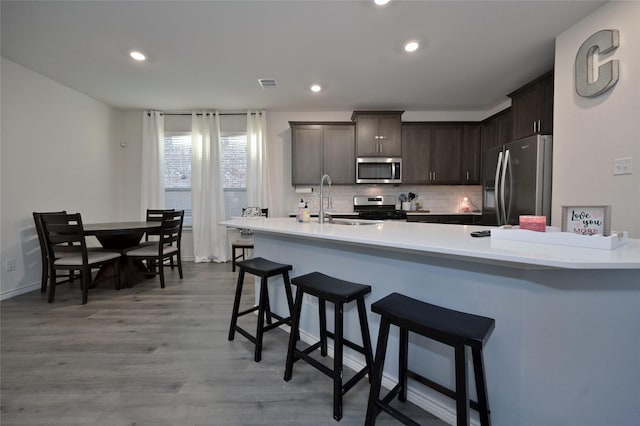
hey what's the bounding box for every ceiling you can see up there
[1,0,606,112]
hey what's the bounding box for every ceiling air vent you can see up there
[258,78,278,89]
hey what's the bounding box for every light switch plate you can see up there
[613,157,633,175]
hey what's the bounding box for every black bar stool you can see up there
[365,293,495,426]
[284,272,374,421]
[228,257,295,362]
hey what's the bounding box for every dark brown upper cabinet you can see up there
[401,123,465,185]
[290,122,355,185]
[352,111,403,157]
[461,123,481,184]
[509,71,553,139]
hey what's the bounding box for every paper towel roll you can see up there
[295,187,314,194]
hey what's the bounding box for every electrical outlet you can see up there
[6,259,16,271]
[303,294,314,305]
[613,157,633,175]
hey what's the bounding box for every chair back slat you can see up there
[146,209,175,241]
[41,213,88,262]
[159,210,184,254]
[33,211,67,262]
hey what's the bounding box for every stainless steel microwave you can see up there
[356,157,402,184]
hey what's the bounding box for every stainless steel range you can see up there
[353,195,407,220]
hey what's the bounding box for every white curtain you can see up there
[246,111,272,210]
[191,112,228,263]
[141,111,165,217]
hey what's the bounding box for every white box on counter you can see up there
[490,226,629,250]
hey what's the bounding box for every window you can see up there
[163,131,247,224]
[221,133,248,219]
[163,133,193,224]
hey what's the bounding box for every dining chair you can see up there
[125,210,184,288]
[41,213,122,304]
[144,208,176,269]
[231,207,268,272]
[33,211,75,293]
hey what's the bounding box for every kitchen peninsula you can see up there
[221,217,640,426]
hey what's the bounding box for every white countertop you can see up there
[221,217,640,269]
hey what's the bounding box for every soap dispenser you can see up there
[297,199,305,222]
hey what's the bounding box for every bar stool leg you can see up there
[333,302,344,421]
[284,289,304,381]
[472,348,491,426]
[455,344,470,426]
[398,327,409,402]
[319,299,328,357]
[365,318,391,426]
[228,269,245,341]
[254,276,269,362]
[357,298,374,379]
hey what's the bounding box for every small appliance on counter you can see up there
[353,195,407,220]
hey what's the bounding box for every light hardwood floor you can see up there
[1,262,447,425]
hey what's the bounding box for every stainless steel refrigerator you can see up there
[482,134,552,226]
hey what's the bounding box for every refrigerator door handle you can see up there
[505,149,513,224]
[500,149,510,225]
[494,151,504,225]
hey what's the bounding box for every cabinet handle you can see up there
[533,121,536,133]
[433,171,436,181]
[538,119,541,133]
[466,171,470,181]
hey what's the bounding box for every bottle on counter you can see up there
[302,202,311,223]
[297,199,305,222]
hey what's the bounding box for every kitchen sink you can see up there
[327,218,381,226]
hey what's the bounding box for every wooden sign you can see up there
[561,205,611,236]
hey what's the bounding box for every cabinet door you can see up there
[291,125,323,185]
[324,125,355,184]
[401,125,431,184]
[511,84,541,139]
[430,124,462,184]
[540,75,554,134]
[378,115,402,156]
[355,114,380,156]
[461,124,481,184]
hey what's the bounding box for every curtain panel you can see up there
[141,111,165,217]
[246,111,272,210]
[191,112,229,263]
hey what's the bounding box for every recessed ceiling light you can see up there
[404,41,419,53]
[129,51,146,61]
[310,84,322,93]
[374,0,390,5]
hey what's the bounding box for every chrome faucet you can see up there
[319,174,332,223]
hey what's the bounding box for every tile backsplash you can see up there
[293,185,483,214]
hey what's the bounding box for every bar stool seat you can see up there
[284,272,374,421]
[365,292,495,426]
[228,257,295,362]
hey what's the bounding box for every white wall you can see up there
[553,1,640,237]
[0,57,123,299]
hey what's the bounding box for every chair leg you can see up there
[48,269,57,303]
[81,268,90,305]
[357,298,374,381]
[399,327,409,402]
[158,260,165,288]
[455,344,470,426]
[228,269,245,341]
[284,289,304,381]
[365,318,391,426]
[472,348,491,426]
[113,260,121,291]
[254,276,269,362]
[319,299,328,357]
[333,302,344,421]
[176,252,183,279]
[40,264,48,293]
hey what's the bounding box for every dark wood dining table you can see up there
[84,221,161,287]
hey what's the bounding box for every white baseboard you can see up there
[0,282,40,301]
